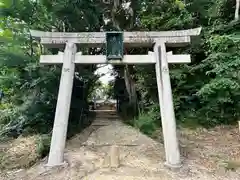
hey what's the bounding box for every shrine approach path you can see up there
[2,110,240,180]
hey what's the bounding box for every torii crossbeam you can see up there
[30,27,201,168]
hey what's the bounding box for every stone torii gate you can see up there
[30,28,201,168]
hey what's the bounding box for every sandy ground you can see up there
[1,111,240,180]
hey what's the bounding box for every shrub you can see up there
[133,110,160,136]
[35,134,51,158]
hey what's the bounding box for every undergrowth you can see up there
[0,134,51,170]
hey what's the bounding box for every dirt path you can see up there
[1,111,240,180]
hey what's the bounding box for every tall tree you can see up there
[235,0,240,20]
[0,0,104,137]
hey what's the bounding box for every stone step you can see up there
[92,121,118,126]
[95,117,118,119]
[95,116,119,119]
[96,113,118,116]
[96,113,118,115]
[94,119,119,122]
[95,113,117,115]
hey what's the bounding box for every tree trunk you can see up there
[124,65,138,114]
[235,0,240,21]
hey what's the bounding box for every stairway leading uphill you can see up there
[91,110,119,126]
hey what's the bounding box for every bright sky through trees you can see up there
[94,64,114,85]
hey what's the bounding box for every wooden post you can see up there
[154,42,181,168]
[47,42,77,166]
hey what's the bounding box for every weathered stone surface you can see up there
[30,28,201,39]
[30,27,201,48]
[47,42,77,166]
[39,54,190,64]
[154,42,181,167]
[110,145,120,168]
[39,36,191,48]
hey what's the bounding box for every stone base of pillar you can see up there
[164,161,182,170]
[45,161,68,168]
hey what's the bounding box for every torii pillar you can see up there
[47,42,76,166]
[154,42,181,168]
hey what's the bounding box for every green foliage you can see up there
[119,0,240,129]
[192,34,240,126]
[133,105,161,136]
[0,0,102,140]
[140,0,195,30]
[104,80,115,99]
[35,134,51,158]
[133,113,158,136]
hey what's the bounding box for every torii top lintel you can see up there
[30,27,201,48]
